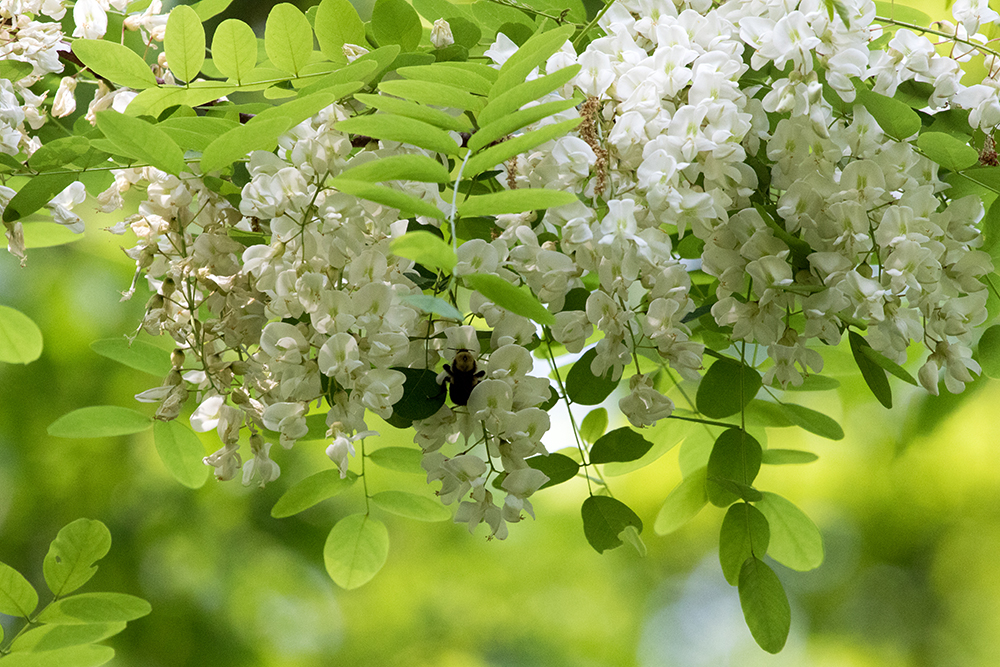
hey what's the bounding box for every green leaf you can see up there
[413,0,476,22]
[579,407,608,444]
[89,338,172,376]
[465,117,583,178]
[761,449,819,465]
[331,178,446,219]
[873,1,931,25]
[859,345,917,386]
[2,172,76,222]
[354,92,472,132]
[603,418,692,477]
[917,131,979,172]
[978,324,1000,379]
[0,306,43,364]
[271,469,358,518]
[479,64,581,129]
[324,514,390,589]
[126,81,237,119]
[371,0,422,52]
[779,403,844,440]
[738,557,791,654]
[493,24,575,99]
[849,330,892,408]
[191,0,234,20]
[706,428,762,507]
[0,561,38,617]
[696,357,762,419]
[400,295,463,322]
[95,111,185,176]
[72,40,157,89]
[341,154,452,183]
[525,452,579,489]
[398,64,493,96]
[9,622,125,653]
[653,466,708,535]
[581,495,643,554]
[367,447,423,473]
[853,81,921,141]
[756,491,824,571]
[720,503,770,585]
[47,406,151,439]
[371,490,451,522]
[35,593,151,625]
[265,3,313,75]
[335,114,461,155]
[165,5,205,82]
[590,426,653,464]
[43,519,112,597]
[564,347,618,405]
[0,60,32,83]
[212,19,258,82]
[28,137,92,172]
[0,644,115,667]
[378,78,485,114]
[315,0,365,62]
[387,367,447,425]
[457,188,578,217]
[153,421,209,489]
[780,374,841,391]
[201,117,291,173]
[391,231,456,271]
[468,98,580,154]
[463,272,555,325]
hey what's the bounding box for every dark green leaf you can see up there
[73,39,157,89]
[653,466,707,535]
[706,428,762,507]
[265,3,313,75]
[2,173,76,222]
[761,449,819,465]
[849,330,892,408]
[853,80,921,140]
[720,503,770,585]
[696,357,762,419]
[28,137,92,172]
[388,367,447,423]
[153,421,209,489]
[464,273,555,325]
[779,403,844,440]
[371,0,422,52]
[738,557,791,654]
[43,519,111,597]
[526,452,579,489]
[979,324,1000,379]
[0,305,43,364]
[859,345,917,386]
[324,514,389,589]
[589,426,653,464]
[95,111,186,175]
[47,406,152,439]
[271,469,358,518]
[581,495,643,554]
[564,347,618,405]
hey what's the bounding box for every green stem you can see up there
[874,15,1000,61]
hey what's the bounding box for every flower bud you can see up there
[431,19,454,49]
[52,77,77,118]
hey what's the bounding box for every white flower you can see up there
[72,0,108,39]
[430,19,454,49]
[52,77,77,118]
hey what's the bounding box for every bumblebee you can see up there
[441,349,485,406]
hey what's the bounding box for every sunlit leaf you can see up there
[756,491,824,571]
[480,65,581,129]
[493,24,575,99]
[191,0,234,20]
[917,132,979,172]
[2,172,76,222]
[371,0,422,52]
[579,407,608,444]
[271,470,358,518]
[47,406,151,439]
[324,514,390,589]
[0,305,43,364]
[95,111,186,176]
[0,644,115,666]
[153,421,209,489]
[979,324,1000,379]
[464,273,555,325]
[371,491,451,522]
[315,0,365,62]
[0,561,38,617]
[35,593,151,625]
[212,19,258,83]
[761,449,819,465]
[456,188,578,217]
[9,622,125,653]
[367,447,423,473]
[654,466,708,535]
[73,40,157,90]
[335,114,461,155]
[391,231,456,272]
[43,519,111,597]
[354,92,472,132]
[739,557,790,654]
[165,5,205,82]
[853,80,920,140]
[265,3,313,75]
[465,117,583,177]
[379,79,485,114]
[201,117,291,173]
[719,503,770,585]
[0,60,32,83]
[341,154,452,183]
[398,64,492,96]
[468,99,579,154]
[779,403,845,440]
[89,338,172,376]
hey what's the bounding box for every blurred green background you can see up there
[4,0,1000,665]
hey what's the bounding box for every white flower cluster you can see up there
[4,0,1000,537]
